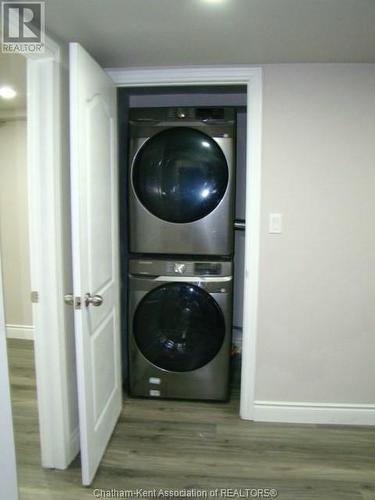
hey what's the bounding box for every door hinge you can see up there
[31,291,39,303]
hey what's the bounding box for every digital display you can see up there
[194,263,222,276]
[195,108,225,120]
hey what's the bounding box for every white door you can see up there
[69,42,122,486]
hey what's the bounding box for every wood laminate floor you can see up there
[6,339,375,500]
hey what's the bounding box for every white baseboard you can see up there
[6,324,34,341]
[253,400,375,426]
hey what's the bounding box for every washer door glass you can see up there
[133,283,226,372]
[132,127,229,223]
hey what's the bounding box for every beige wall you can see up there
[255,64,375,404]
[0,119,32,327]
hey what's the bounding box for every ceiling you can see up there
[0,53,26,115]
[41,0,375,68]
[0,0,372,110]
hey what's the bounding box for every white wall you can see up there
[255,64,375,406]
[0,119,33,338]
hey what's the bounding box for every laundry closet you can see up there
[117,85,247,401]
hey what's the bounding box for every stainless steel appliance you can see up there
[128,107,236,256]
[128,258,233,401]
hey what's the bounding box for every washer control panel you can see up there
[129,259,232,278]
[194,262,222,276]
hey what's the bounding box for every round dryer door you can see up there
[132,127,228,223]
[133,283,226,372]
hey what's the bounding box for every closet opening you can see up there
[118,85,247,411]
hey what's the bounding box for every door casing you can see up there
[0,25,79,489]
[26,35,80,469]
[106,66,263,420]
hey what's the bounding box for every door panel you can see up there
[69,42,121,486]
[91,313,117,421]
[87,97,114,291]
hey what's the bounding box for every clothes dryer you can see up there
[128,107,236,256]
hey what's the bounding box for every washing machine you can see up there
[128,107,236,257]
[128,257,233,401]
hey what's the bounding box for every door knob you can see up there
[64,294,82,309]
[84,293,103,307]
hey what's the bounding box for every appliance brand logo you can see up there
[1,2,45,53]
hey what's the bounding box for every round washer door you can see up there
[133,283,226,372]
[132,127,229,223]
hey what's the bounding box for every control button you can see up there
[174,263,186,274]
[149,377,161,385]
[149,389,160,397]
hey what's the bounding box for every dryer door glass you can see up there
[133,283,226,372]
[132,127,229,223]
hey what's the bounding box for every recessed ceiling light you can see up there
[0,86,17,99]
[202,0,227,3]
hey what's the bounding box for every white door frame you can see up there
[26,35,79,468]
[106,66,263,419]
[0,24,77,480]
[0,256,18,499]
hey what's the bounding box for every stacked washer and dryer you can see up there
[127,107,236,401]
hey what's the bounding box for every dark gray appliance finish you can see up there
[128,258,233,401]
[128,107,236,256]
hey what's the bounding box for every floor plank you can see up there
[6,338,375,500]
